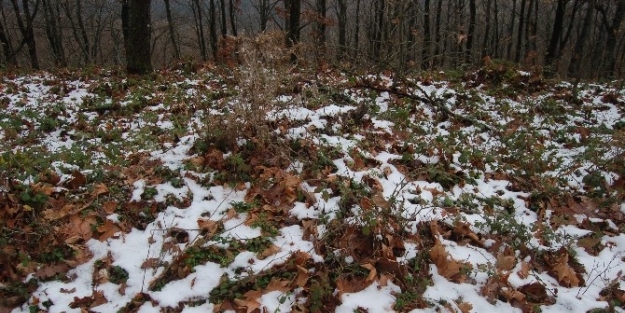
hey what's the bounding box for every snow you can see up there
[2,70,624,313]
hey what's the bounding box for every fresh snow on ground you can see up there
[1,69,624,313]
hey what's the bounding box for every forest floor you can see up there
[0,63,624,313]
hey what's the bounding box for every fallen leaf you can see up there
[197,219,220,236]
[31,182,56,196]
[517,262,530,279]
[264,278,290,293]
[429,239,461,279]
[372,192,390,209]
[102,201,118,214]
[233,289,262,313]
[501,287,525,303]
[91,183,109,197]
[97,220,122,241]
[257,244,280,260]
[456,301,473,313]
[34,263,70,279]
[295,265,309,287]
[361,263,377,282]
[66,170,86,190]
[141,258,161,269]
[552,253,581,287]
[518,282,549,303]
[336,276,371,296]
[496,253,516,272]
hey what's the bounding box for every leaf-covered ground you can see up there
[1,64,624,313]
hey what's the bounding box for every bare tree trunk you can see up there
[284,0,301,61]
[492,0,500,58]
[465,0,476,64]
[164,0,180,60]
[433,0,442,66]
[372,0,385,58]
[597,0,625,77]
[0,4,16,67]
[258,0,269,31]
[558,0,581,61]
[192,0,207,61]
[11,0,40,69]
[125,0,152,74]
[42,0,65,66]
[568,0,595,77]
[421,0,431,69]
[229,0,238,36]
[209,0,219,60]
[219,0,227,37]
[64,0,88,64]
[514,0,526,63]
[76,0,91,62]
[354,0,360,54]
[481,0,492,57]
[337,0,347,57]
[525,0,537,53]
[121,0,129,55]
[316,0,326,45]
[545,0,568,69]
[506,0,516,60]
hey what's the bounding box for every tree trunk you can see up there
[192,0,207,61]
[42,0,65,66]
[465,0,476,64]
[259,0,269,31]
[433,0,442,66]
[76,0,91,63]
[506,0,516,60]
[481,0,491,57]
[525,0,538,52]
[121,0,130,55]
[219,0,227,37]
[11,0,40,69]
[354,0,360,54]
[164,0,180,60]
[421,0,431,69]
[545,0,568,68]
[599,0,625,77]
[372,0,385,57]
[568,0,594,77]
[284,0,301,61]
[0,13,16,67]
[209,0,219,60]
[337,0,347,57]
[125,0,152,75]
[316,0,326,45]
[229,0,238,36]
[492,0,500,58]
[514,0,526,63]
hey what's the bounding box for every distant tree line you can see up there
[0,0,624,78]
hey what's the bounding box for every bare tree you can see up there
[544,0,568,69]
[597,0,625,77]
[0,2,16,67]
[229,0,238,36]
[164,0,181,60]
[10,0,41,69]
[568,0,595,77]
[466,0,476,64]
[125,0,153,74]
[284,0,300,61]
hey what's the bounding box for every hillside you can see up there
[1,64,624,313]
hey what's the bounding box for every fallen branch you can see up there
[353,77,495,132]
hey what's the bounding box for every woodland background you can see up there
[0,0,624,78]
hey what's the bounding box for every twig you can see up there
[352,77,495,132]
